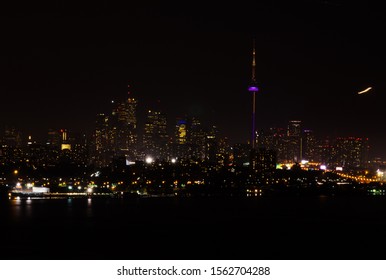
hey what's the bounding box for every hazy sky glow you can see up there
[1,1,385,157]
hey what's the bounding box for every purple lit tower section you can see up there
[248,39,259,149]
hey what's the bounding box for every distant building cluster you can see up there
[91,96,229,168]
[255,120,370,172]
[0,126,88,169]
[0,97,378,176]
[0,95,229,172]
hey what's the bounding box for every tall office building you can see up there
[60,129,71,150]
[71,132,90,166]
[286,120,302,163]
[175,117,187,145]
[114,97,138,160]
[92,88,138,166]
[317,137,334,167]
[187,116,206,160]
[172,117,188,159]
[94,113,111,167]
[143,109,168,160]
[205,125,219,163]
[302,129,317,162]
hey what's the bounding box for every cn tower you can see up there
[248,38,259,149]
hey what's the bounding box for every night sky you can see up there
[1,1,385,157]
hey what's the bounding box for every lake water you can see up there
[1,195,386,259]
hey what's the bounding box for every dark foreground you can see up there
[1,195,386,260]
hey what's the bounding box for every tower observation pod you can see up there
[248,39,259,149]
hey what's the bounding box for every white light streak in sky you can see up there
[358,87,372,95]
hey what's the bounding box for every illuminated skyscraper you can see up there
[303,129,317,162]
[94,113,111,167]
[71,133,90,166]
[187,116,206,160]
[317,137,334,167]
[93,87,138,166]
[286,120,302,163]
[172,117,188,159]
[205,125,218,163]
[60,129,71,150]
[114,96,138,159]
[175,117,187,145]
[143,109,168,160]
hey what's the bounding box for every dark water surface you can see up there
[1,195,386,259]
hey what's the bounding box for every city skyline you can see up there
[0,99,373,171]
[1,1,385,157]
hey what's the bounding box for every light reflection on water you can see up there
[2,194,386,260]
[7,196,97,221]
[5,193,386,222]
[86,198,92,217]
[10,197,33,219]
[67,198,73,216]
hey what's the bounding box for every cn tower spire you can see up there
[251,39,256,84]
[248,38,259,149]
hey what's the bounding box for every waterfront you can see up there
[1,195,386,260]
